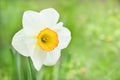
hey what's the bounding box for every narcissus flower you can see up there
[12,8,71,71]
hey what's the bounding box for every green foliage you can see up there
[0,0,120,80]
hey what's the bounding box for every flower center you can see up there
[37,28,59,51]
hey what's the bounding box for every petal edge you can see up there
[12,29,30,56]
[43,48,61,66]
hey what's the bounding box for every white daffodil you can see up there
[12,8,71,71]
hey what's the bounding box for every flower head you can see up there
[12,8,71,71]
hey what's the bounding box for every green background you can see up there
[0,0,120,80]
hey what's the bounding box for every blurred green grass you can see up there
[0,0,120,80]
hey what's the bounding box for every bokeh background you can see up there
[0,0,120,80]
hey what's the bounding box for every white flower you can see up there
[12,8,71,71]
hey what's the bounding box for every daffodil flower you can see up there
[12,8,71,71]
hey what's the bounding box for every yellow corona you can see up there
[37,28,59,51]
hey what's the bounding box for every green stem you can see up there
[44,66,53,80]
[36,71,41,80]
[27,58,33,80]
[11,48,22,80]
[16,53,21,80]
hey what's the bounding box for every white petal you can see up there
[22,8,60,36]
[39,8,59,26]
[55,23,71,49]
[12,29,30,56]
[30,46,47,71]
[22,11,43,36]
[22,10,42,28]
[25,35,37,56]
[43,48,61,66]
